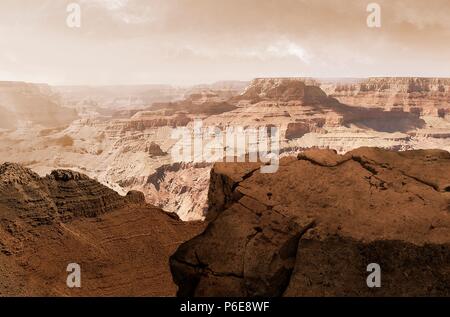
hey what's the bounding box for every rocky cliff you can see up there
[0,163,204,296]
[235,78,323,103]
[322,77,450,117]
[1,78,449,222]
[170,148,450,296]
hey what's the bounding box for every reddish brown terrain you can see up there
[0,163,204,296]
[171,148,450,296]
[1,78,450,221]
[1,148,450,296]
[1,77,450,297]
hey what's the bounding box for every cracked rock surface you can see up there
[170,147,450,296]
[0,162,205,296]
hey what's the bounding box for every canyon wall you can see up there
[322,77,450,117]
[0,81,78,129]
[0,78,450,220]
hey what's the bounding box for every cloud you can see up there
[267,41,311,64]
[0,0,449,84]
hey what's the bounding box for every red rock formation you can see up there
[170,148,450,296]
[0,163,204,296]
[236,78,323,103]
[323,77,450,116]
[211,78,426,136]
[285,119,326,140]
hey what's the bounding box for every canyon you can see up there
[0,77,449,296]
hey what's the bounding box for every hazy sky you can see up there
[1,0,450,85]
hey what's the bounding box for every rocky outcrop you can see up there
[144,162,213,221]
[0,162,145,224]
[0,162,204,296]
[109,113,191,131]
[236,78,323,103]
[170,148,450,296]
[171,204,311,297]
[121,141,167,157]
[147,142,167,157]
[285,119,326,140]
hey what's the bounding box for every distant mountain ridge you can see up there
[0,162,204,296]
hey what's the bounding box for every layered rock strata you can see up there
[0,163,204,296]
